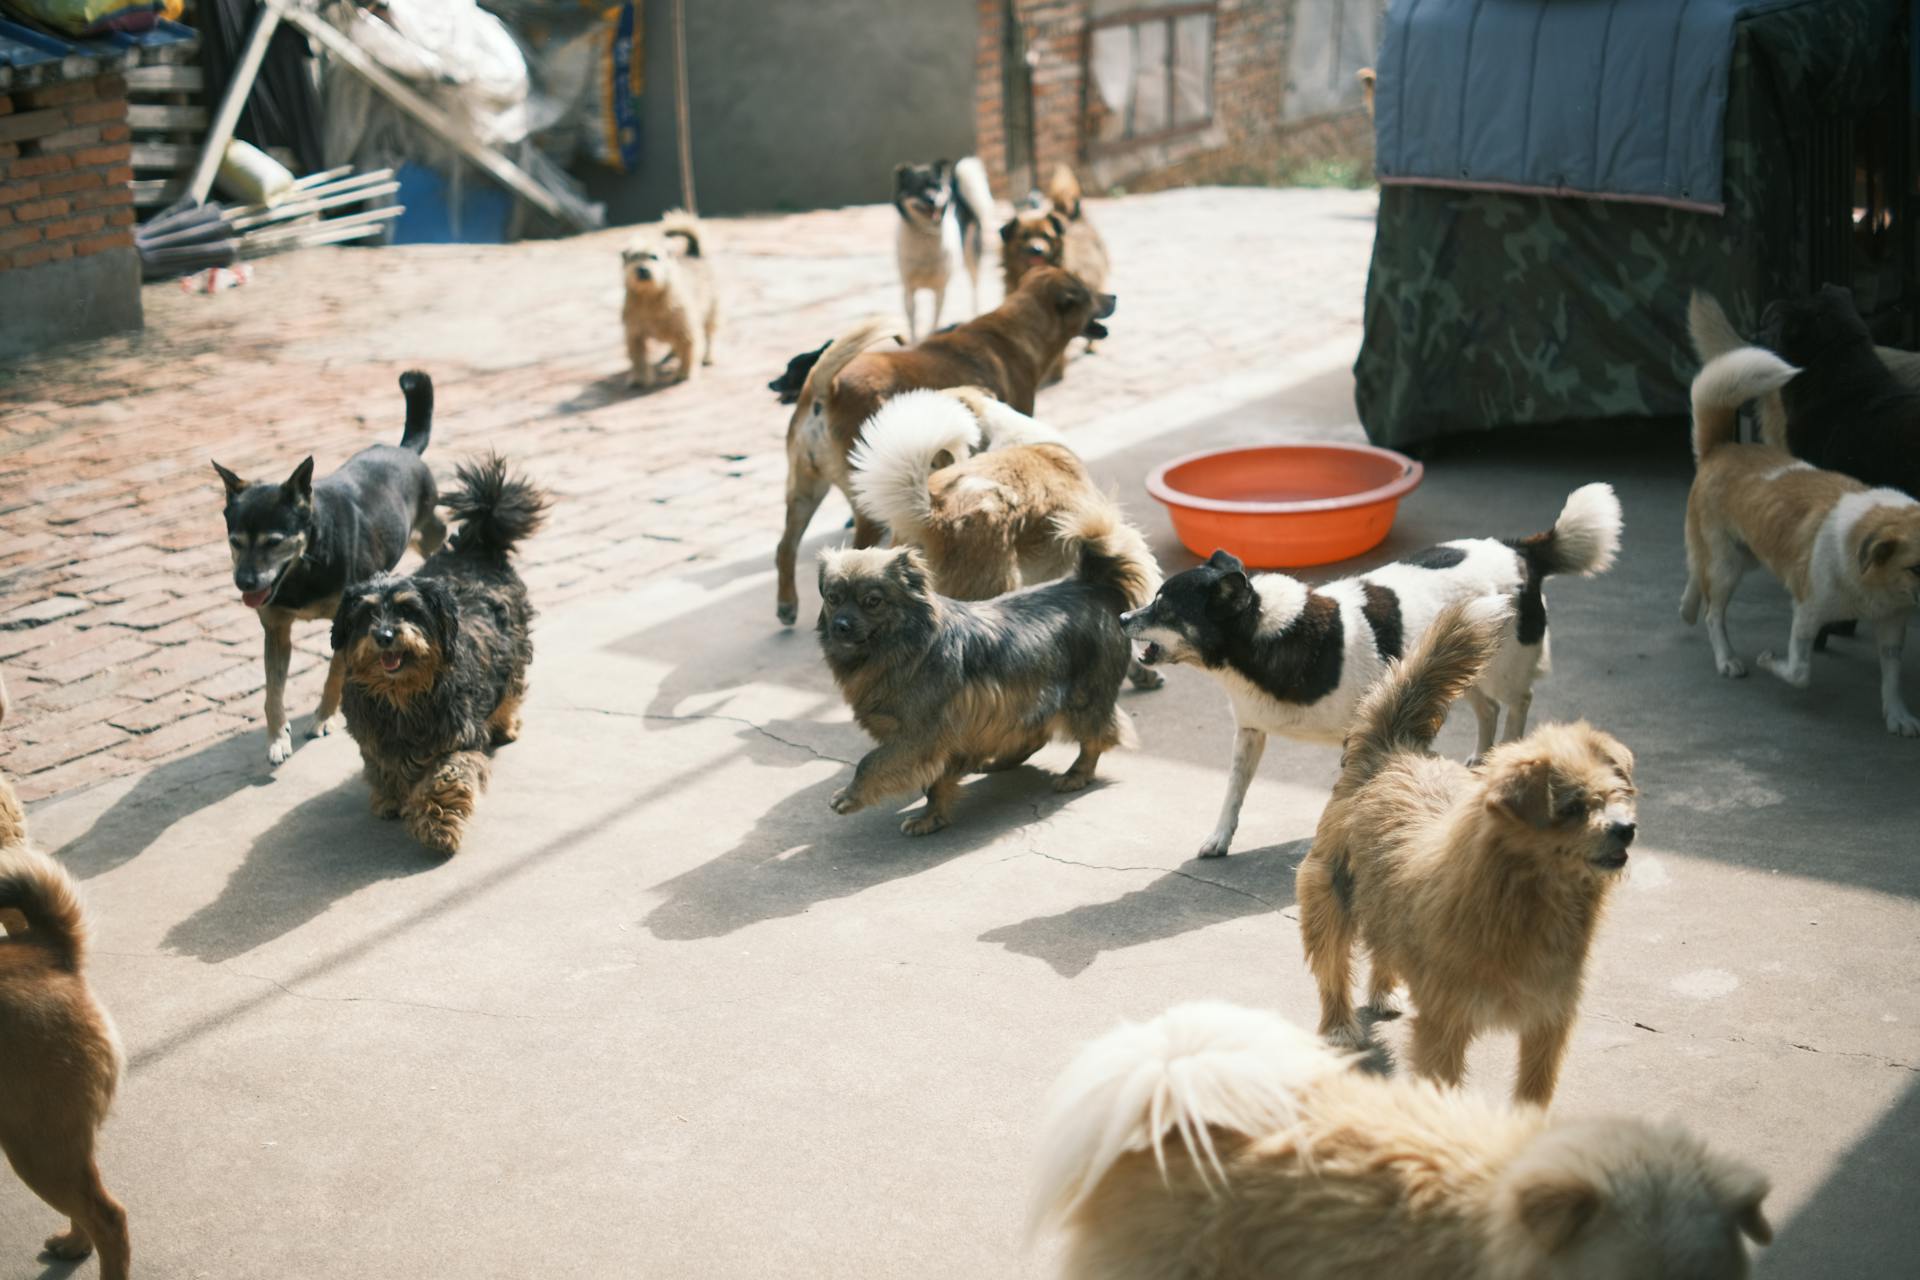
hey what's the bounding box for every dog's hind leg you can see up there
[403,751,490,856]
[775,467,832,625]
[1515,1016,1574,1106]
[1408,1007,1474,1089]
[1297,851,1362,1047]
[412,508,448,558]
[1199,726,1266,858]
[261,614,295,765]
[1462,687,1499,760]
[10,1137,130,1280]
[1364,959,1402,1020]
[1701,543,1752,678]
[308,650,348,740]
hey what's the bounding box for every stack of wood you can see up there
[126,58,208,213]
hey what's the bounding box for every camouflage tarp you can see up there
[1354,0,1909,450]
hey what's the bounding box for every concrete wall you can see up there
[584,0,979,224]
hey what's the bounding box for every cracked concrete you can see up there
[5,361,1918,1279]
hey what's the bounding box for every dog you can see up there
[621,210,718,390]
[999,167,1110,381]
[846,388,1163,690]
[332,454,547,855]
[815,495,1152,836]
[894,156,995,341]
[1683,347,1920,735]
[1120,484,1621,858]
[770,340,831,404]
[214,370,443,767]
[1357,66,1378,116]
[1029,1001,1772,1280]
[1297,600,1638,1106]
[774,266,1116,624]
[1690,288,1920,493]
[1,682,132,1280]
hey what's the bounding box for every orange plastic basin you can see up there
[1146,444,1423,569]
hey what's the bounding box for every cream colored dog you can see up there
[1685,347,1920,734]
[1030,1002,1772,1280]
[621,210,718,390]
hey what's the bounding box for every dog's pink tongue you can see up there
[241,589,269,608]
[380,654,403,672]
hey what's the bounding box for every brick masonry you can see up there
[0,73,133,272]
[0,186,1379,805]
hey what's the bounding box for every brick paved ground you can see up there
[0,186,1378,802]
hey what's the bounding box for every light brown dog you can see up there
[1031,1002,1772,1280]
[621,210,718,390]
[1357,66,1378,116]
[1298,600,1637,1107]
[774,266,1115,624]
[1000,166,1110,380]
[1684,347,1920,734]
[1,677,132,1280]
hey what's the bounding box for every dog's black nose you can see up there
[1608,821,1637,847]
[830,616,855,639]
[374,627,396,646]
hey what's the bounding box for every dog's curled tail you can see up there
[1689,292,1791,450]
[1044,164,1084,220]
[1524,482,1623,579]
[660,208,702,257]
[1057,492,1161,611]
[398,370,434,455]
[847,390,983,542]
[1692,348,1799,463]
[1028,1001,1348,1244]
[1341,597,1510,786]
[0,847,91,971]
[953,156,996,230]
[790,316,905,438]
[444,452,549,562]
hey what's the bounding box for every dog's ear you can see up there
[330,591,367,653]
[929,448,956,471]
[1047,211,1067,240]
[933,159,951,180]
[416,577,461,656]
[1490,757,1554,827]
[1859,533,1902,572]
[283,456,315,503]
[1210,567,1251,615]
[1000,216,1018,244]
[212,461,247,500]
[1512,1169,1602,1254]
[1207,550,1245,574]
[885,548,932,598]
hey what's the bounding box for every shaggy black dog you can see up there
[1761,285,1920,498]
[332,453,547,855]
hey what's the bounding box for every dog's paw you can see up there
[42,1229,92,1261]
[1715,656,1748,679]
[1196,833,1232,859]
[1051,771,1093,794]
[1757,651,1811,688]
[307,711,342,740]
[267,728,294,765]
[1128,664,1165,691]
[1363,998,1403,1022]
[1322,1022,1370,1052]
[776,599,799,627]
[900,811,949,837]
[1886,708,1920,737]
[370,793,403,820]
[829,787,863,815]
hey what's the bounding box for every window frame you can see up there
[1085,2,1217,154]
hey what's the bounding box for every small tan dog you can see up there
[1000,166,1110,380]
[620,209,717,390]
[1031,1001,1772,1280]
[1684,347,1920,734]
[1,676,132,1280]
[1298,600,1637,1106]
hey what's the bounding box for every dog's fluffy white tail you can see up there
[848,390,983,540]
[1691,347,1799,462]
[942,387,1065,449]
[1027,1002,1348,1244]
[953,156,995,229]
[1542,482,1624,577]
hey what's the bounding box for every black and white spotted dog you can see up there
[1121,484,1621,858]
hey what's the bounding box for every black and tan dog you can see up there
[332,455,546,856]
[816,495,1152,836]
[215,371,443,767]
[2,675,132,1280]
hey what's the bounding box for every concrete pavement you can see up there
[4,347,1917,1277]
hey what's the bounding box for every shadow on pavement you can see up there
[979,837,1307,978]
[160,776,433,963]
[1760,1077,1920,1277]
[56,728,277,881]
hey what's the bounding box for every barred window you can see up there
[1087,4,1216,148]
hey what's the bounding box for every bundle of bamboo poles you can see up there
[134,166,405,279]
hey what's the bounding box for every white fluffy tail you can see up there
[1691,348,1800,462]
[938,387,1065,449]
[1542,482,1624,577]
[1027,1003,1349,1244]
[953,156,995,228]
[847,390,983,540]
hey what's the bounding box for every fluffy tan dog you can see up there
[1684,347,1920,734]
[621,209,717,390]
[0,677,132,1280]
[1030,1002,1772,1280]
[773,266,1114,624]
[1000,166,1110,380]
[1298,600,1637,1106]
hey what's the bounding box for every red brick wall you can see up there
[0,74,137,274]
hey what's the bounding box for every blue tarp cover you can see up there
[1373,0,1814,213]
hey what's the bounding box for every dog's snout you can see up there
[1608,820,1637,847]
[374,626,397,647]
[830,615,855,639]
[1094,292,1117,318]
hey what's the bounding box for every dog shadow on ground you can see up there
[557,358,689,414]
[30,1255,85,1279]
[642,764,1110,942]
[54,729,281,881]
[978,837,1308,978]
[160,775,432,963]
